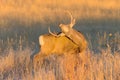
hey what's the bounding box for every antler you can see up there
[48,27,58,37]
[66,11,75,28]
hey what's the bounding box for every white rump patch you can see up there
[39,36,44,46]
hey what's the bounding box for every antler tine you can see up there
[67,11,73,24]
[66,11,75,28]
[48,27,58,37]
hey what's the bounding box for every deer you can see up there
[33,11,88,71]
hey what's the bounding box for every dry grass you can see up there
[0,46,120,80]
[0,32,120,80]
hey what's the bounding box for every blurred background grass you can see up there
[1,0,120,28]
[0,0,120,51]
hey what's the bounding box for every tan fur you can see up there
[33,34,80,71]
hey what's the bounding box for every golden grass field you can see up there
[0,44,120,80]
[0,0,120,80]
[0,0,120,25]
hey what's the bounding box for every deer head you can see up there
[49,11,87,52]
[59,11,76,33]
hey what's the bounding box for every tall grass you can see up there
[0,33,120,80]
[0,46,120,80]
[0,48,32,80]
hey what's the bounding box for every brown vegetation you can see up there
[0,32,120,80]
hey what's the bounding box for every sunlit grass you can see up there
[0,33,120,80]
[0,46,120,80]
